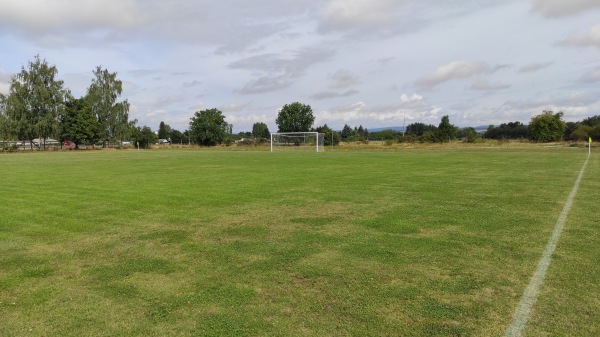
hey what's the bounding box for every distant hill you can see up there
[368,126,405,132]
[367,125,489,133]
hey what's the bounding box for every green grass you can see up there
[0,147,598,336]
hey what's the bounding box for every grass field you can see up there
[1,146,598,336]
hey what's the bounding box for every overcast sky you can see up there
[1,0,600,133]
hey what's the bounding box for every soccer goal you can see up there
[270,132,325,152]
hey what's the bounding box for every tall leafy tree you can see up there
[86,66,130,147]
[563,121,578,140]
[275,102,315,132]
[357,125,369,140]
[130,125,157,148]
[570,124,591,141]
[528,111,566,142]
[158,121,172,140]
[406,122,436,136]
[341,124,353,140]
[189,108,229,146]
[60,97,101,149]
[436,115,457,142]
[170,129,184,144]
[251,122,270,140]
[590,124,600,141]
[112,103,132,146]
[581,115,600,127]
[4,55,69,149]
[484,121,528,139]
[456,127,478,143]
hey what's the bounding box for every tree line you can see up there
[483,113,600,142]
[3,56,598,150]
[0,55,136,149]
[368,111,599,144]
[229,105,599,147]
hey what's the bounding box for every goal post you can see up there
[270,132,325,152]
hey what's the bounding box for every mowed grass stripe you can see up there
[505,154,590,337]
[523,152,600,337]
[0,148,590,336]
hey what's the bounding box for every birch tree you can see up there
[4,55,69,149]
[86,66,130,147]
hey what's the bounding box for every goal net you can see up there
[271,132,325,152]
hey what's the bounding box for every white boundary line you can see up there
[505,154,590,337]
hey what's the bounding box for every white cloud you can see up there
[470,80,511,91]
[329,69,360,89]
[237,75,293,94]
[400,93,423,103]
[415,61,487,88]
[311,89,359,100]
[311,69,361,99]
[0,69,12,82]
[578,67,600,83]
[183,80,203,88]
[0,0,141,31]
[218,102,252,113]
[226,113,275,127]
[2,1,599,133]
[486,89,600,125]
[0,69,14,95]
[321,0,394,26]
[518,62,553,73]
[315,96,442,127]
[230,48,334,94]
[316,0,420,36]
[127,69,160,78]
[560,23,600,49]
[0,82,9,95]
[531,0,600,17]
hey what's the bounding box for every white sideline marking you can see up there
[505,155,590,337]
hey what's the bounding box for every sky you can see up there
[1,0,600,133]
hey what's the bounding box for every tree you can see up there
[436,115,457,142]
[581,115,600,127]
[563,121,578,140]
[340,124,353,140]
[183,130,191,145]
[170,129,184,144]
[4,55,69,149]
[314,124,340,145]
[484,121,528,139]
[528,111,566,142]
[189,108,229,146]
[86,66,130,147]
[252,122,270,140]
[275,102,315,132]
[406,122,436,136]
[456,127,478,143]
[158,121,172,140]
[131,125,157,148]
[420,130,438,143]
[60,97,101,149]
[590,125,600,141]
[570,124,591,141]
[369,129,401,141]
[357,125,369,140]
